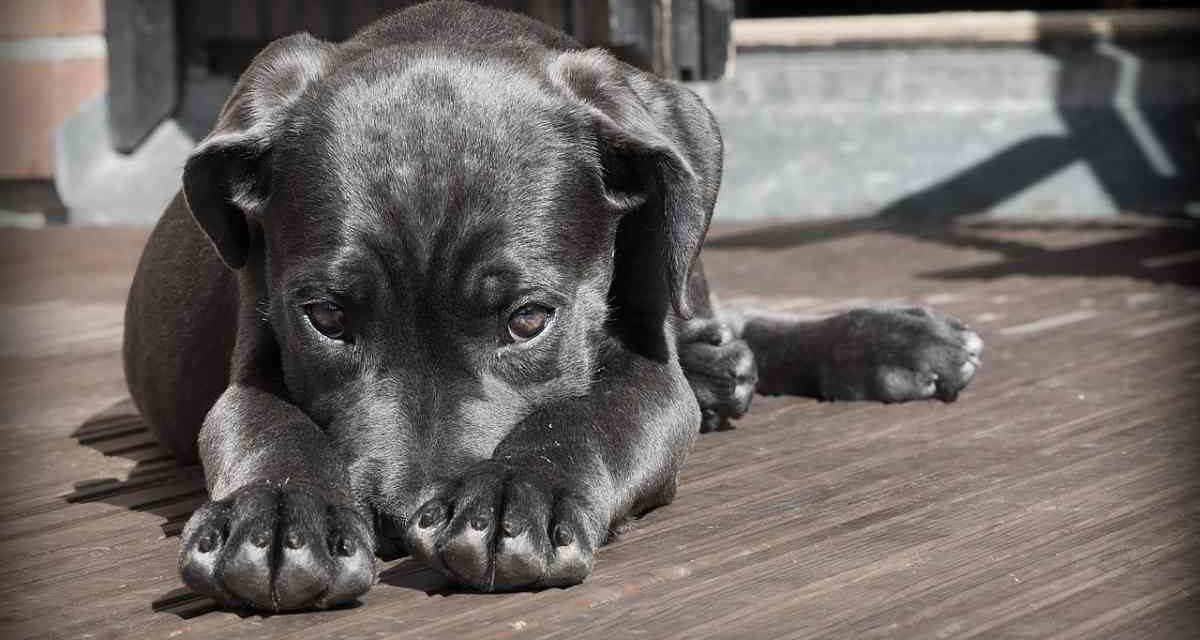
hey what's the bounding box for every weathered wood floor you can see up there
[0,217,1197,639]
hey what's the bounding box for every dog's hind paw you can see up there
[178,483,375,611]
[815,307,983,403]
[404,461,596,591]
[678,319,758,431]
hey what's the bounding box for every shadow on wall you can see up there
[709,19,1200,284]
[877,23,1198,222]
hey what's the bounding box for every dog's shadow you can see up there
[377,558,458,594]
[69,399,459,619]
[66,398,206,538]
[148,557,464,619]
[68,399,219,617]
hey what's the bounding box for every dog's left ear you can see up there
[548,49,720,320]
[183,33,336,269]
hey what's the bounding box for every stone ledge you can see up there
[733,9,1200,49]
[0,0,104,38]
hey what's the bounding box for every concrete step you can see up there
[695,10,1200,220]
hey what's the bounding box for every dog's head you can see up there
[182,35,716,525]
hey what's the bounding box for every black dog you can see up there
[123,0,982,611]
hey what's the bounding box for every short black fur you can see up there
[123,0,983,611]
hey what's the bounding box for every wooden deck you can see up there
[1,216,1197,639]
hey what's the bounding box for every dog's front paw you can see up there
[179,483,375,611]
[679,319,758,431]
[821,307,983,403]
[404,462,596,591]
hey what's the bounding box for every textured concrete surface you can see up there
[54,96,193,225]
[693,40,1200,221]
[49,37,1200,224]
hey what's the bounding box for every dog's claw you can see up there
[552,524,574,547]
[417,503,444,528]
[334,536,356,557]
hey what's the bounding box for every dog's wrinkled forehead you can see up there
[268,52,599,272]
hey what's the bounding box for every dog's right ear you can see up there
[183,34,335,269]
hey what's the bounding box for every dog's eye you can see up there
[507,304,553,342]
[304,301,348,340]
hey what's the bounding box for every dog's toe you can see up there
[179,485,375,611]
[405,463,595,591]
[962,329,984,363]
[821,308,983,403]
[679,319,758,431]
[931,327,984,402]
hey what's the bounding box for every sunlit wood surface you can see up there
[1,216,1197,639]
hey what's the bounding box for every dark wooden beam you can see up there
[673,0,703,81]
[106,0,178,153]
[700,0,734,80]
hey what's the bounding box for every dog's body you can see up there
[124,0,982,611]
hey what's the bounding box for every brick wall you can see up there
[0,0,108,179]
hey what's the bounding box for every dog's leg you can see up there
[403,351,698,591]
[676,258,758,431]
[177,382,376,611]
[173,320,376,612]
[727,306,984,403]
[125,198,374,611]
[123,196,237,464]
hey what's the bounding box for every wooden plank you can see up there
[0,218,1197,638]
[672,0,702,81]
